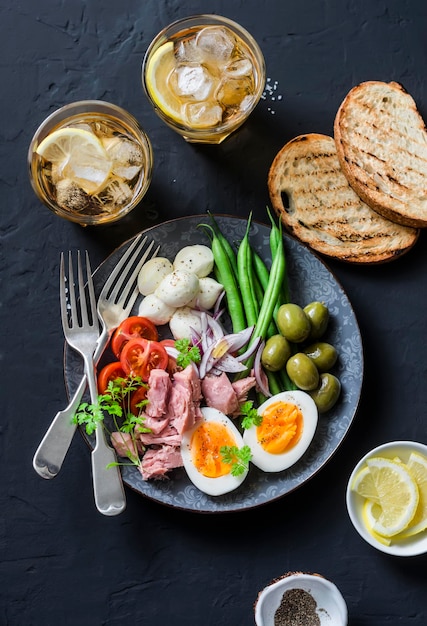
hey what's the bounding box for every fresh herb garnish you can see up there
[73,375,150,467]
[174,338,201,368]
[220,444,252,476]
[240,400,263,430]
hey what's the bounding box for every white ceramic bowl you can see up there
[346,440,427,557]
[254,572,348,626]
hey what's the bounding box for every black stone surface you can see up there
[2,0,427,624]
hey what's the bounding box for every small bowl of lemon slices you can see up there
[346,441,427,556]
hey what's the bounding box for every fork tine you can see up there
[59,252,69,331]
[77,251,89,328]
[107,238,159,305]
[100,234,147,298]
[85,250,97,327]
[113,241,160,308]
[121,284,143,319]
[68,251,78,330]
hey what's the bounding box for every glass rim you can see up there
[29,99,150,143]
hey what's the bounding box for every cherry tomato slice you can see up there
[130,385,148,416]
[120,338,168,382]
[160,339,176,349]
[159,339,180,375]
[111,316,158,358]
[98,361,126,394]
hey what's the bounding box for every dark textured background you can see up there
[2,0,427,624]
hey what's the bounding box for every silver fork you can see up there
[33,234,158,481]
[60,250,127,517]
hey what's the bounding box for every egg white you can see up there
[180,407,248,496]
[243,390,318,472]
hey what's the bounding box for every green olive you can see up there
[276,303,311,343]
[304,342,338,372]
[304,301,329,340]
[261,334,292,372]
[286,352,319,391]
[309,373,341,413]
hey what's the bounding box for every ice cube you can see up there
[170,64,215,101]
[239,94,256,112]
[103,137,144,180]
[99,177,134,209]
[175,38,203,63]
[55,178,91,213]
[184,102,223,128]
[216,76,253,108]
[195,26,235,64]
[224,58,253,78]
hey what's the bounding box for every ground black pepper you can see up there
[274,588,321,626]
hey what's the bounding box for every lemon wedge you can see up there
[36,127,112,194]
[351,465,380,503]
[399,452,427,538]
[145,42,184,124]
[366,457,419,537]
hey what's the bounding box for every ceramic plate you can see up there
[64,215,363,513]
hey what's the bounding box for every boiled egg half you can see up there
[181,406,249,496]
[243,390,318,472]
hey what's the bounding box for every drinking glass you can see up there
[142,15,266,144]
[28,100,153,226]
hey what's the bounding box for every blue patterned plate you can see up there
[65,215,363,513]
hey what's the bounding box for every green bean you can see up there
[199,223,246,334]
[251,231,286,344]
[267,206,290,304]
[278,366,297,391]
[253,250,281,331]
[266,370,283,396]
[237,214,258,327]
[206,211,239,281]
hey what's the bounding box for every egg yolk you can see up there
[257,401,303,455]
[191,422,236,478]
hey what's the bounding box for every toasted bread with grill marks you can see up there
[268,133,419,264]
[334,81,427,228]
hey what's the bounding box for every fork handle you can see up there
[92,429,127,516]
[32,375,85,479]
[33,329,110,480]
[84,354,127,516]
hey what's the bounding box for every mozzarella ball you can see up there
[154,269,200,307]
[138,294,175,325]
[189,276,224,310]
[173,245,214,278]
[169,307,203,340]
[137,257,173,296]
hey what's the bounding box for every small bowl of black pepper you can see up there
[254,571,348,626]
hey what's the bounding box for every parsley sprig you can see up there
[240,400,263,430]
[73,375,150,467]
[220,445,252,476]
[174,338,201,368]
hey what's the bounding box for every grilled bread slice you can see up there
[268,133,419,264]
[334,81,427,228]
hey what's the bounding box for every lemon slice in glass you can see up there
[36,128,112,194]
[399,452,427,538]
[366,457,419,537]
[145,42,184,124]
